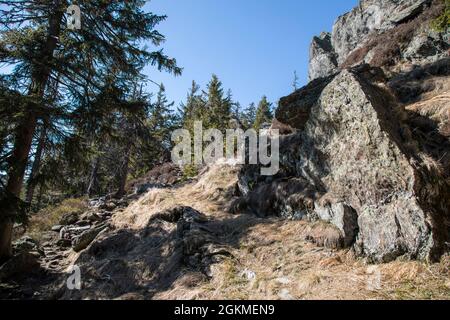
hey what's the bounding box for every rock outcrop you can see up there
[332,0,431,64]
[238,64,450,262]
[126,162,182,195]
[308,0,448,80]
[262,0,450,263]
[276,75,335,129]
[308,32,338,81]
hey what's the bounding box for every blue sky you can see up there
[144,0,357,109]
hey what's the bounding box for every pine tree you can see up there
[180,81,199,125]
[242,102,257,130]
[0,0,181,261]
[205,74,232,131]
[179,80,207,133]
[293,70,299,91]
[148,84,177,157]
[254,96,273,130]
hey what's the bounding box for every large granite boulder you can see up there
[239,66,450,263]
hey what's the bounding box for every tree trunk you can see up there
[25,123,47,204]
[0,222,13,264]
[37,181,45,210]
[0,112,37,260]
[115,144,132,199]
[0,8,63,261]
[86,157,100,197]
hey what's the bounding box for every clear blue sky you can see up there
[144,0,357,109]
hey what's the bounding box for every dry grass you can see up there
[26,198,87,242]
[304,221,344,249]
[112,162,240,230]
[64,163,450,300]
[374,259,450,299]
[406,92,450,136]
[194,220,450,300]
[418,152,446,177]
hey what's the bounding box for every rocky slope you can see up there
[2,164,448,300]
[254,0,449,264]
[0,0,448,300]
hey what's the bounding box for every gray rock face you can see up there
[276,75,335,129]
[402,28,449,65]
[355,196,432,262]
[240,66,449,262]
[293,0,450,262]
[59,211,79,226]
[308,0,446,73]
[331,0,430,64]
[308,32,338,81]
[300,69,448,262]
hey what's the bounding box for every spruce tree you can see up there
[148,84,177,158]
[253,96,273,130]
[205,74,232,131]
[0,0,181,261]
[292,70,299,91]
[242,102,257,130]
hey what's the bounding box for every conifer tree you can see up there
[148,84,177,158]
[292,70,299,91]
[0,0,181,261]
[180,81,201,128]
[205,74,232,131]
[242,102,257,130]
[253,96,273,130]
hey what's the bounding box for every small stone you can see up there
[56,239,72,248]
[275,277,291,285]
[85,212,102,222]
[100,202,117,212]
[75,220,91,227]
[314,202,358,247]
[51,225,64,232]
[240,269,256,281]
[12,236,43,256]
[59,211,79,225]
[41,241,52,248]
[72,226,107,252]
[278,288,294,300]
